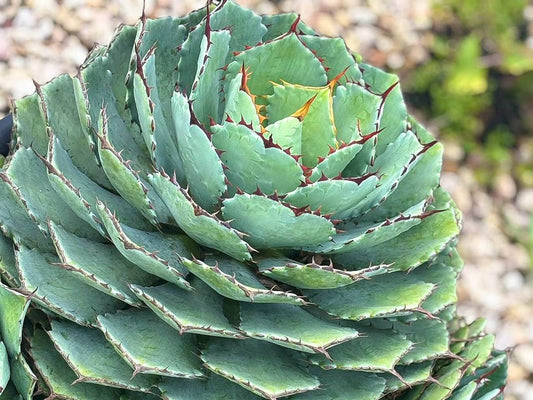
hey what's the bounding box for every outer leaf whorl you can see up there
[0,1,507,399]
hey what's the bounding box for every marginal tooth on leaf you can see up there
[289,14,302,33]
[291,94,317,122]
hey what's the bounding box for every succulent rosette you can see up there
[0,1,506,399]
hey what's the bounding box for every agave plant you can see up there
[0,1,507,399]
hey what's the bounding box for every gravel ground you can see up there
[1,1,532,398]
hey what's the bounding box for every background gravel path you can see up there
[1,1,532,398]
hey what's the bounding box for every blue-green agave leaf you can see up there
[0,283,30,357]
[222,194,335,249]
[158,373,260,400]
[0,342,9,395]
[309,323,413,372]
[0,234,19,287]
[180,255,305,305]
[29,330,123,399]
[211,122,304,196]
[9,356,37,400]
[172,91,226,212]
[96,201,193,290]
[47,320,159,392]
[16,246,122,326]
[239,303,359,354]
[48,221,159,306]
[130,279,244,339]
[292,368,385,400]
[96,308,205,378]
[201,338,320,399]
[304,272,435,321]
[256,255,390,289]
[148,171,253,261]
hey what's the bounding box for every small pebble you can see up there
[517,188,533,213]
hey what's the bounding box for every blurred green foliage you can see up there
[402,0,533,187]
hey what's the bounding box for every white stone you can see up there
[515,343,533,373]
[493,173,517,201]
[516,188,533,213]
[503,270,525,292]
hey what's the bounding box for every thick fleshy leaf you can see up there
[261,13,316,42]
[158,373,260,400]
[396,319,450,364]
[304,272,435,320]
[201,338,320,399]
[307,141,365,183]
[80,29,154,180]
[0,283,30,357]
[239,303,359,354]
[290,368,385,400]
[36,74,111,189]
[227,33,327,97]
[309,323,412,372]
[413,263,458,315]
[334,201,461,271]
[96,115,163,226]
[358,64,408,156]
[130,280,244,338]
[283,176,380,218]
[266,81,325,124]
[209,0,267,53]
[222,194,335,249]
[211,123,304,196]
[46,137,152,234]
[457,351,507,399]
[180,256,305,304]
[172,91,226,212]
[0,235,18,288]
[0,342,8,394]
[96,308,204,378]
[383,361,434,393]
[11,93,48,155]
[190,30,231,127]
[306,199,427,254]
[264,117,303,155]
[133,56,185,180]
[49,221,159,305]
[0,175,54,253]
[47,320,159,392]
[415,360,465,399]
[265,82,337,167]
[120,391,162,400]
[129,16,188,120]
[81,24,137,119]
[459,335,496,370]
[451,318,488,355]
[360,127,442,222]
[299,36,361,84]
[333,83,381,146]
[448,382,477,400]
[96,202,193,290]
[4,148,100,240]
[149,171,253,261]
[256,255,390,289]
[9,355,37,400]
[177,0,266,93]
[30,329,122,399]
[223,73,261,131]
[340,130,425,219]
[16,246,123,326]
